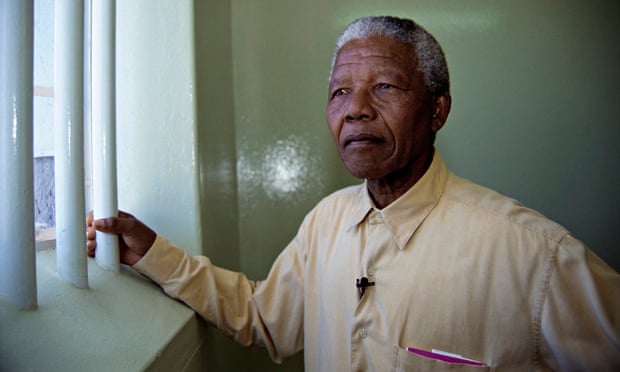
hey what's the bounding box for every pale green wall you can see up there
[118,1,619,371]
[116,0,203,255]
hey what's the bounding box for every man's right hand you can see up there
[86,211,157,266]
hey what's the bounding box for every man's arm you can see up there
[539,235,620,371]
[87,212,305,362]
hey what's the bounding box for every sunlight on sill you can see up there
[35,227,56,251]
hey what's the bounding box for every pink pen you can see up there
[406,347,486,366]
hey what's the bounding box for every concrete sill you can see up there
[0,250,207,371]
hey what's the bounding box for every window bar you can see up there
[0,0,37,309]
[55,0,88,288]
[91,0,119,271]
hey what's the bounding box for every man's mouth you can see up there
[342,133,383,148]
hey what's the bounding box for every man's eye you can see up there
[377,83,394,89]
[331,88,347,98]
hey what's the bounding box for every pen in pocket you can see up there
[405,347,486,366]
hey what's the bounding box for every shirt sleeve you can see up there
[539,234,620,371]
[132,234,305,363]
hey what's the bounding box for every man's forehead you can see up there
[331,36,417,79]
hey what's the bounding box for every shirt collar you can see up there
[347,150,450,250]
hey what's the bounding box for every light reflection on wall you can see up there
[238,134,323,204]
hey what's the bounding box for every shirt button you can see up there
[368,268,375,276]
[369,210,384,225]
[359,328,368,338]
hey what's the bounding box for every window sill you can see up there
[0,249,207,371]
[35,227,56,251]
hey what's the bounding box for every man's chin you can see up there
[343,162,386,180]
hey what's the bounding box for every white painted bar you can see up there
[0,0,37,309]
[55,0,88,288]
[91,0,120,271]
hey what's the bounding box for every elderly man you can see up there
[88,16,619,370]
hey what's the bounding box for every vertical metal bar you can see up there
[55,0,88,288]
[0,0,37,309]
[84,0,93,218]
[91,0,119,271]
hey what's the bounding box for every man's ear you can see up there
[431,92,452,133]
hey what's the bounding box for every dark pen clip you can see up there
[356,277,375,298]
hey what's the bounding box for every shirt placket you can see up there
[351,209,392,371]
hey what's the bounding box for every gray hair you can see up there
[329,16,450,96]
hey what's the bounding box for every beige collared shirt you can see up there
[135,151,620,371]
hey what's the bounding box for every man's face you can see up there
[326,36,437,181]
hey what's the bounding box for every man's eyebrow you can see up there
[374,69,409,82]
[328,77,350,89]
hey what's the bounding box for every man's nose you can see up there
[345,89,377,122]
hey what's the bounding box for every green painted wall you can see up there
[136,1,619,371]
[117,0,202,254]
